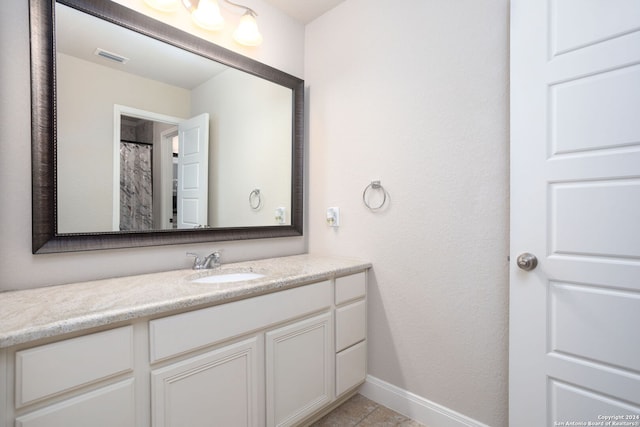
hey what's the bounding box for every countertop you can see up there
[0,254,371,348]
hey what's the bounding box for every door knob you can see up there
[516,253,538,271]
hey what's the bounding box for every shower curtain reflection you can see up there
[119,141,153,231]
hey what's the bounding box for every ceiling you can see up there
[264,0,345,24]
[56,4,228,90]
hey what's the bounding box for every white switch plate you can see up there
[275,207,286,224]
[327,207,340,227]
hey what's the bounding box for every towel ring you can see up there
[249,188,262,210]
[362,180,387,211]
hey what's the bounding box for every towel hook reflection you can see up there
[249,188,262,210]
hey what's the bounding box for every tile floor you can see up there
[308,394,426,426]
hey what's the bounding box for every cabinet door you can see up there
[151,337,259,427]
[266,312,333,427]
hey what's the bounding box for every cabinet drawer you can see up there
[335,299,366,352]
[150,281,331,362]
[16,326,133,407]
[336,340,366,397]
[15,379,135,427]
[335,272,366,305]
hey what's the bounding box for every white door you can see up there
[510,1,640,425]
[177,113,209,229]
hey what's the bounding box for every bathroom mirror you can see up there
[30,0,304,253]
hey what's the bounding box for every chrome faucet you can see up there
[187,251,222,270]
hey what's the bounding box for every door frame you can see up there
[159,127,179,230]
[112,105,183,231]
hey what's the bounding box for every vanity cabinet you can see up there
[0,268,368,427]
[148,279,334,427]
[11,326,136,427]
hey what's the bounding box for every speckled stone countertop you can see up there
[0,254,371,348]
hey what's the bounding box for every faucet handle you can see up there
[208,250,222,264]
[186,252,202,268]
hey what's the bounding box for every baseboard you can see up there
[359,375,491,427]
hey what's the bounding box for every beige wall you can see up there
[305,0,509,426]
[0,0,305,290]
[57,53,191,233]
[191,69,292,227]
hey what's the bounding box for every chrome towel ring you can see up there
[362,180,387,211]
[249,188,262,210]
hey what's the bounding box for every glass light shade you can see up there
[191,0,225,31]
[143,0,180,12]
[233,12,263,46]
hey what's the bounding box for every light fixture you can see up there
[189,0,225,31]
[225,0,262,46]
[143,0,181,13]
[145,0,263,46]
[233,9,263,46]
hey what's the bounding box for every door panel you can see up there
[177,113,209,229]
[549,282,640,372]
[550,180,640,258]
[551,65,640,154]
[549,380,640,426]
[510,0,640,424]
[551,0,640,55]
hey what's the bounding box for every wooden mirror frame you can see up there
[30,0,304,253]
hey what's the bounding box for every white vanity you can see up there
[0,255,370,427]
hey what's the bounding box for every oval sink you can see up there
[191,272,265,284]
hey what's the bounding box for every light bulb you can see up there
[191,0,225,31]
[143,0,180,12]
[233,11,263,46]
